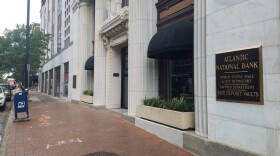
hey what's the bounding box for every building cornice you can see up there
[100,7,129,38]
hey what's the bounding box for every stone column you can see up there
[94,0,107,106]
[194,0,208,137]
[77,0,94,97]
[105,44,112,108]
[128,0,158,115]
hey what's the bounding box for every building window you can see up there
[73,75,76,88]
[49,69,54,95]
[45,72,48,93]
[122,0,129,7]
[171,59,193,99]
[63,0,71,49]
[159,59,193,100]
[54,66,61,97]
[63,62,69,97]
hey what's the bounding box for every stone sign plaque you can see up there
[216,46,263,104]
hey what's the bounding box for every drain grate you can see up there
[84,152,119,156]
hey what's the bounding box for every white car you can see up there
[0,87,6,110]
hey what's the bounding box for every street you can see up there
[1,91,192,156]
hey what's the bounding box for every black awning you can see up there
[148,20,193,59]
[84,56,94,70]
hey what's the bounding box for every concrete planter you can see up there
[80,94,93,104]
[136,105,195,130]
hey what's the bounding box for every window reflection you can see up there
[171,59,193,100]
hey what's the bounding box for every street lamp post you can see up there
[25,0,30,90]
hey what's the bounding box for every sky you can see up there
[0,0,41,35]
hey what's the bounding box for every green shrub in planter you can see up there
[143,97,194,112]
[83,89,93,96]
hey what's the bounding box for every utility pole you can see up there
[25,0,30,89]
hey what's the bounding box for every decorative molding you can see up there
[100,7,129,39]
[102,36,110,50]
[106,47,112,107]
[72,0,79,12]
[110,32,128,47]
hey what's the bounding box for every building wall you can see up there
[206,0,280,155]
[40,0,95,102]
[38,1,280,155]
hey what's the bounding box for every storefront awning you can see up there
[84,56,94,70]
[148,20,193,59]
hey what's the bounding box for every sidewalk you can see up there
[4,92,193,156]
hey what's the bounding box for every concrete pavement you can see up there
[3,91,193,156]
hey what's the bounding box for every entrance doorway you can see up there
[41,73,44,92]
[54,66,61,97]
[121,47,128,109]
[49,69,53,95]
[45,72,48,93]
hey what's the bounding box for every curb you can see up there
[0,102,12,145]
[0,101,13,155]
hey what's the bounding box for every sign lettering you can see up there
[216,46,263,104]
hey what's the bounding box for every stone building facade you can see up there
[40,0,94,102]
[39,0,280,155]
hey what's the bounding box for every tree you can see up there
[0,24,50,83]
[0,72,4,83]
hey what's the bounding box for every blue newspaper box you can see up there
[14,92,29,120]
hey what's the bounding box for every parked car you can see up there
[0,87,6,110]
[0,84,12,101]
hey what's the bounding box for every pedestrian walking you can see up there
[16,83,24,93]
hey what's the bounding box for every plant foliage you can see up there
[143,97,194,112]
[83,89,93,96]
[0,24,50,82]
